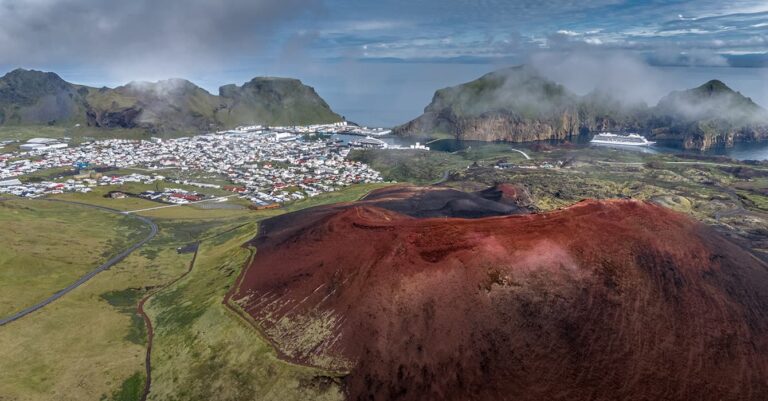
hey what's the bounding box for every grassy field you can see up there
[0,214,192,401]
[49,183,247,218]
[0,183,390,401]
[349,146,532,185]
[143,184,389,401]
[145,221,343,401]
[0,199,149,317]
[350,149,469,184]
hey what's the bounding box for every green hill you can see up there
[655,80,766,123]
[395,66,583,142]
[0,69,89,126]
[217,77,341,127]
[83,79,222,132]
[651,80,768,149]
[0,69,342,134]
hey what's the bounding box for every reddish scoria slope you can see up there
[229,199,768,401]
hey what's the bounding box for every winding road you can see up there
[0,199,158,326]
[509,148,531,160]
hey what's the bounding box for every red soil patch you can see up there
[230,194,768,401]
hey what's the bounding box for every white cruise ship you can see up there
[590,132,655,146]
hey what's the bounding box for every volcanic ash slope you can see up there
[230,191,768,401]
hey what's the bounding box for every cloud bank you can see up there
[0,0,321,81]
[2,0,767,76]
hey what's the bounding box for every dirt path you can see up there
[0,199,158,326]
[137,243,200,401]
[136,223,250,400]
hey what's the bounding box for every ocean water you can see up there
[681,140,768,161]
[426,137,768,161]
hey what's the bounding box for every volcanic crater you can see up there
[228,185,768,401]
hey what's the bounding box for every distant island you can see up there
[394,65,768,150]
[0,69,342,134]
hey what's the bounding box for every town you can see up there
[0,123,392,206]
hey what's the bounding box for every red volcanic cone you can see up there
[229,189,768,401]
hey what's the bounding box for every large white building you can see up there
[0,178,22,187]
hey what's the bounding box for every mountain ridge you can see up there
[395,66,768,150]
[0,68,342,133]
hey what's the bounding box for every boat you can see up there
[590,132,655,146]
[349,136,386,149]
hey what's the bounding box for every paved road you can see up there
[509,148,531,160]
[0,199,158,326]
[433,169,452,185]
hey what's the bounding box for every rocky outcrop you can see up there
[86,107,143,129]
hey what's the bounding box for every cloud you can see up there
[308,1,768,67]
[527,51,674,106]
[2,0,768,89]
[0,0,322,81]
[650,48,730,67]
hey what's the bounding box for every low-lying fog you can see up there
[272,59,768,127]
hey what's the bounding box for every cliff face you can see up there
[454,112,580,142]
[0,69,342,133]
[396,110,581,142]
[397,66,584,142]
[395,68,768,150]
[652,123,768,151]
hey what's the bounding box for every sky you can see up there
[0,0,767,126]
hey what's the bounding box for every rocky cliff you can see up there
[396,66,583,142]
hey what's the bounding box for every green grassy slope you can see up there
[0,199,149,316]
[217,77,342,127]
